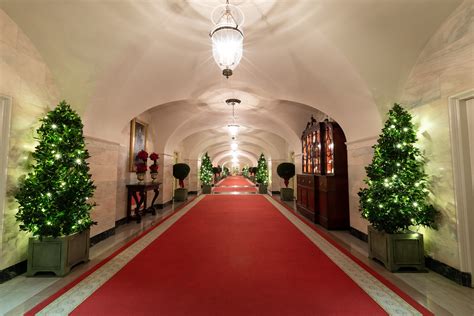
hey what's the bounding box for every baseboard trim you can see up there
[157,200,173,209]
[349,226,368,242]
[188,191,198,195]
[271,191,280,194]
[115,217,128,227]
[425,256,472,287]
[0,260,27,284]
[90,227,116,247]
[349,226,471,287]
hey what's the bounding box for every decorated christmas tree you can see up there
[358,104,437,234]
[15,101,96,238]
[256,153,268,185]
[200,152,213,185]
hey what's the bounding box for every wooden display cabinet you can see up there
[296,117,349,229]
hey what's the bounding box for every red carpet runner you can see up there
[28,195,432,315]
[213,176,257,193]
[215,175,254,187]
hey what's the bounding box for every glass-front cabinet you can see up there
[297,116,349,229]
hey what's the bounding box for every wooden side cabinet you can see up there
[296,174,318,222]
[297,117,349,229]
[318,176,349,229]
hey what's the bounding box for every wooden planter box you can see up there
[280,188,294,201]
[368,226,425,272]
[202,184,212,194]
[27,229,90,277]
[174,188,188,201]
[258,184,267,194]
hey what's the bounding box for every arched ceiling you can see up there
[0,0,463,159]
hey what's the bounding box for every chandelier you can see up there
[210,1,244,78]
[226,98,241,135]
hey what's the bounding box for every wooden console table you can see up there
[126,182,161,223]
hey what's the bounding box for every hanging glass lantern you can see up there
[210,1,244,78]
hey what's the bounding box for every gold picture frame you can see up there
[129,118,148,172]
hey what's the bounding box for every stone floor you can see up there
[0,194,473,315]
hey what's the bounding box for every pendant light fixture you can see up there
[210,1,244,78]
[226,98,241,135]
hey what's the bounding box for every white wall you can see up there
[0,9,60,269]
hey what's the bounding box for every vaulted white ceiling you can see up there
[0,0,462,161]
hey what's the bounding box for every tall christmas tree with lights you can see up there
[256,153,268,185]
[358,104,437,234]
[15,101,95,238]
[200,152,213,185]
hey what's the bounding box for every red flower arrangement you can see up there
[137,150,148,161]
[149,152,159,174]
[136,163,147,173]
[150,152,159,161]
[135,150,148,174]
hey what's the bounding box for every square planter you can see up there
[202,184,212,194]
[27,229,90,277]
[368,226,425,272]
[249,176,255,183]
[280,188,294,201]
[258,184,268,194]
[174,188,188,201]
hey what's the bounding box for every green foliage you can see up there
[358,104,438,234]
[222,166,230,177]
[200,152,213,185]
[173,163,190,188]
[173,163,190,180]
[277,162,295,187]
[242,166,249,178]
[256,153,269,185]
[250,167,257,175]
[15,101,96,238]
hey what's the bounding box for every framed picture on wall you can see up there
[129,118,148,172]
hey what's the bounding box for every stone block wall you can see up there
[0,9,60,270]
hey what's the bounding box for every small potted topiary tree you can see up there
[200,152,213,194]
[15,101,96,277]
[277,162,295,201]
[256,154,269,194]
[173,163,190,201]
[212,166,220,183]
[250,167,257,183]
[358,103,438,272]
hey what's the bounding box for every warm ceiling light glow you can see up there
[232,157,239,163]
[210,1,244,78]
[227,124,240,135]
[232,151,238,159]
[231,142,238,150]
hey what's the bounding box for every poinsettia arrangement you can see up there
[149,152,159,173]
[135,150,148,173]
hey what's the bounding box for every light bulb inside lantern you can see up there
[227,124,240,135]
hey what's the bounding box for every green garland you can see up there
[358,104,438,233]
[200,152,213,185]
[15,101,96,238]
[256,153,268,185]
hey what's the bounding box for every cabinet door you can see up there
[308,188,315,211]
